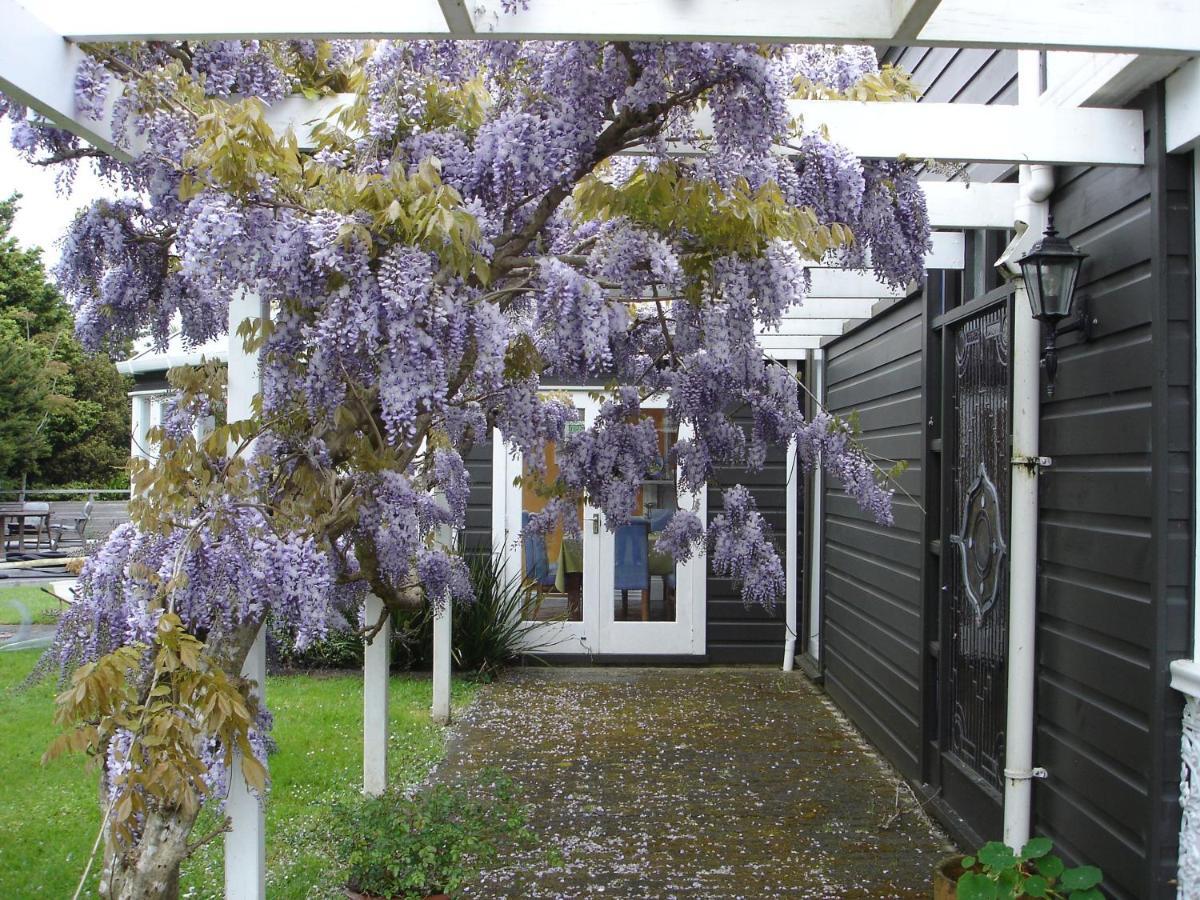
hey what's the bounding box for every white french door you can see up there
[494,390,706,657]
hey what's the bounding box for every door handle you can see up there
[592,513,600,535]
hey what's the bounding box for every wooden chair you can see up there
[49,496,94,551]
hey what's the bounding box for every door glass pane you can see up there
[521,411,584,622]
[613,409,678,623]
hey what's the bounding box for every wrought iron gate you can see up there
[935,292,1012,833]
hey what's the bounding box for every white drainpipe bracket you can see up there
[1004,766,1049,781]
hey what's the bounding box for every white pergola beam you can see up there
[787,298,879,318]
[917,0,1200,55]
[0,0,131,160]
[1167,57,1200,154]
[807,268,905,298]
[29,0,453,42]
[23,0,1198,53]
[786,99,1145,166]
[757,334,830,352]
[923,182,1018,229]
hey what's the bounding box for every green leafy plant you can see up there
[451,552,540,679]
[957,837,1103,900]
[334,776,535,899]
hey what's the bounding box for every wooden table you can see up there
[0,506,50,562]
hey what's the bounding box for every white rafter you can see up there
[18,0,1198,53]
[891,0,945,43]
[436,0,477,36]
[783,99,1145,166]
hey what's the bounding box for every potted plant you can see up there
[335,777,536,900]
[936,837,1104,900]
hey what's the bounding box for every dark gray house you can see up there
[804,46,1199,899]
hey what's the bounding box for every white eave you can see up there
[116,335,227,377]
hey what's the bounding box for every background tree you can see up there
[0,331,52,481]
[3,34,925,899]
[0,193,132,488]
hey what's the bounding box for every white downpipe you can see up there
[362,592,390,796]
[431,521,453,725]
[1002,50,1052,854]
[783,359,800,671]
[806,350,825,663]
[224,291,269,900]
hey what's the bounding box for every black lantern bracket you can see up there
[1039,294,1096,396]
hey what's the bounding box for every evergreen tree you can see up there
[0,193,131,487]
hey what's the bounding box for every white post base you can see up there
[225,629,266,900]
[432,602,451,725]
[363,593,390,796]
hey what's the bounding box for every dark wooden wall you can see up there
[1033,87,1191,900]
[706,440,789,663]
[463,440,493,554]
[820,296,928,782]
[814,79,1193,898]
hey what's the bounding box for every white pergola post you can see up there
[362,593,391,796]
[431,520,454,726]
[431,601,452,725]
[224,291,268,900]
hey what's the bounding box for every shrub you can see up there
[451,552,539,678]
[957,837,1103,900]
[334,777,534,899]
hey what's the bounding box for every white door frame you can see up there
[492,389,707,657]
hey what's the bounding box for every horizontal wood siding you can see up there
[1034,87,1189,900]
[463,439,493,554]
[707,437,788,663]
[821,296,927,782]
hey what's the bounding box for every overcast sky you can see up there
[0,120,111,266]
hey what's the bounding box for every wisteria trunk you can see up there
[100,804,197,900]
[98,619,263,900]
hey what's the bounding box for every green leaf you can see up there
[1035,855,1064,879]
[962,856,977,869]
[1068,890,1104,900]
[1059,866,1103,891]
[1021,837,1053,860]
[956,872,1000,900]
[1023,874,1049,897]
[978,841,1018,871]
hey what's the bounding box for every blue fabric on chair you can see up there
[648,508,673,533]
[613,519,650,591]
[521,512,557,587]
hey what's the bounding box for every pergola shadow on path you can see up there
[433,668,952,899]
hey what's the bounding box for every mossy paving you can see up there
[431,668,954,899]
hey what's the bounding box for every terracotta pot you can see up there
[934,855,967,900]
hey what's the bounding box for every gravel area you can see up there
[432,667,954,899]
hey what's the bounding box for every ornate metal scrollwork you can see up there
[949,462,1008,626]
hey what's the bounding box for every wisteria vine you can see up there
[3,32,927,879]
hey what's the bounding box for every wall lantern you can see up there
[1017,216,1091,398]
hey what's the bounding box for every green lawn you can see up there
[0,585,63,625]
[0,649,477,898]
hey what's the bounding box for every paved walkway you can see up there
[434,668,953,899]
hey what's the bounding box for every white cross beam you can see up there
[22,0,1200,54]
